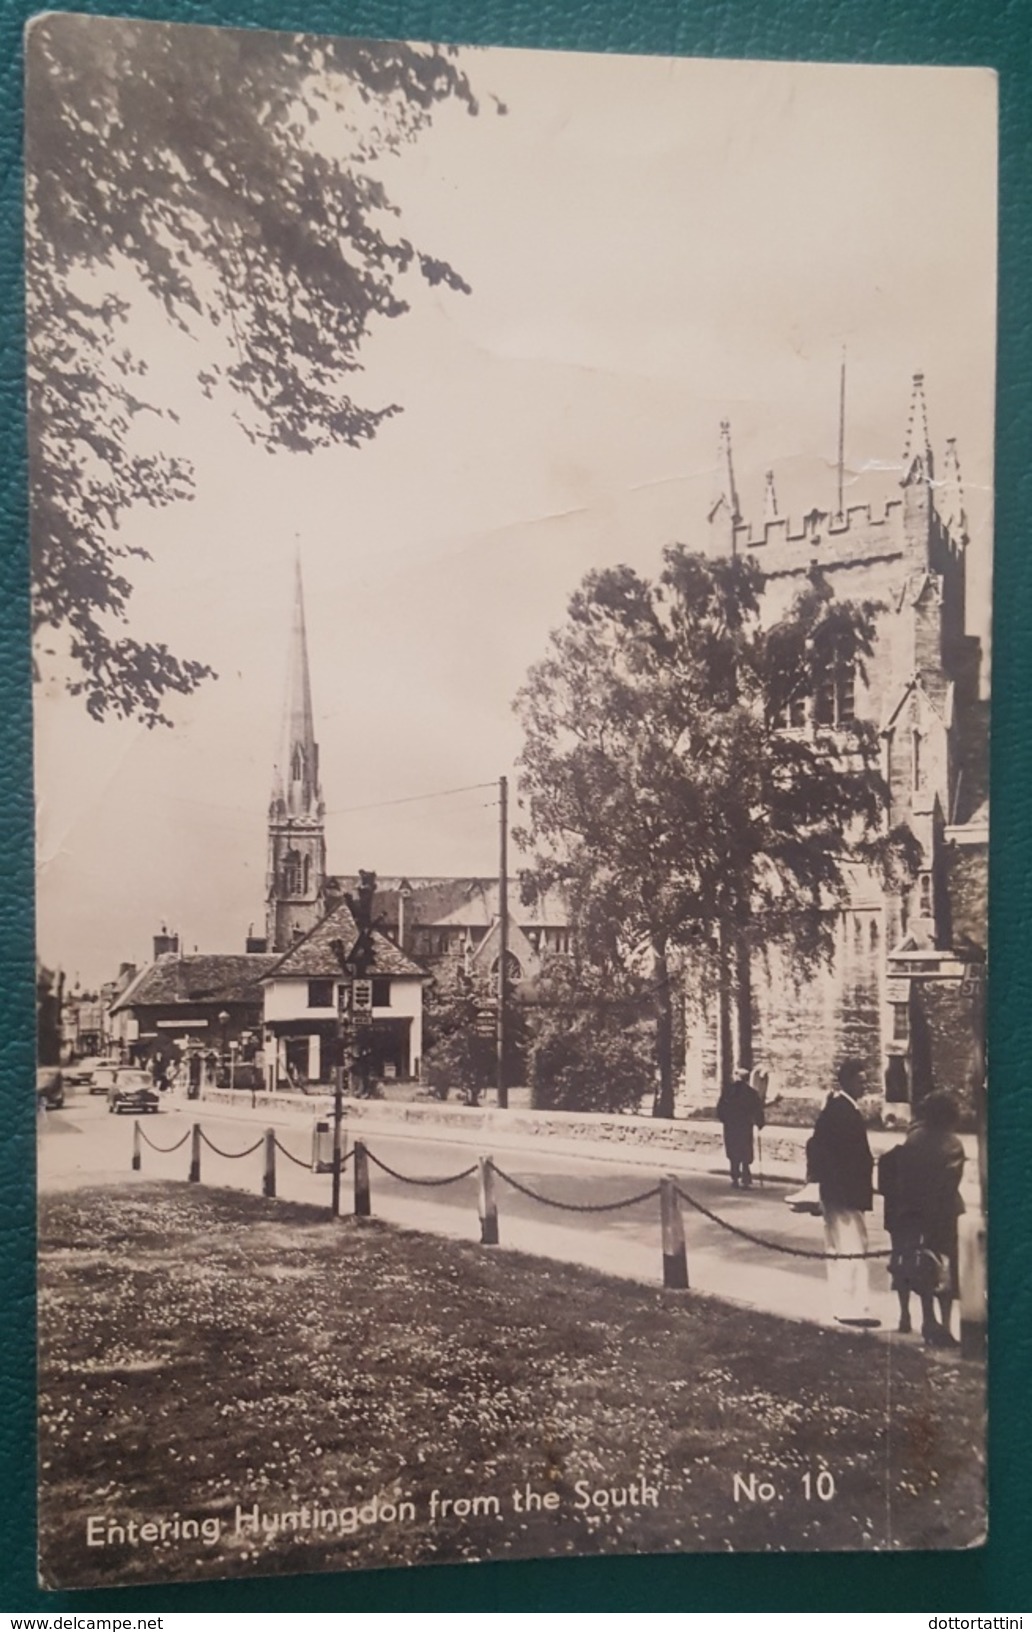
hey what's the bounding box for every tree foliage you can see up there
[515,548,920,1116]
[422,970,495,1105]
[27,15,480,724]
[528,957,655,1115]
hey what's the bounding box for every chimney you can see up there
[153,926,179,961]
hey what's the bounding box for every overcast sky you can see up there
[32,38,997,989]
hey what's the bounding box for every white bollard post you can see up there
[478,1156,499,1245]
[263,1128,276,1199]
[958,1210,987,1360]
[660,1176,689,1289]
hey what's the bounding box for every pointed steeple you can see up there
[938,437,969,546]
[271,552,322,821]
[902,371,934,485]
[266,551,327,953]
[763,469,779,521]
[708,420,741,526]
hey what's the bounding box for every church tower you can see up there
[266,556,326,953]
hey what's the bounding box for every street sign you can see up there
[353,979,373,1013]
[886,979,910,1005]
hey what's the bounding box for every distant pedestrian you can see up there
[807,1058,879,1327]
[879,1091,965,1346]
[716,1071,765,1189]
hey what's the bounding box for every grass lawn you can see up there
[38,1182,985,1586]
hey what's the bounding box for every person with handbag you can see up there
[879,1090,966,1346]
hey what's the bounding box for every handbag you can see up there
[899,1245,950,1296]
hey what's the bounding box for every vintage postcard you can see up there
[29,16,993,1586]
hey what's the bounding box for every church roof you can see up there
[264,899,426,981]
[326,875,569,930]
[112,954,279,1013]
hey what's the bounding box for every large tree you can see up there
[515,548,919,1118]
[27,15,481,724]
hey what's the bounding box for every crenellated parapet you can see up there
[729,499,907,578]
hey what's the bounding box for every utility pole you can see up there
[331,963,350,1218]
[836,344,847,521]
[496,774,508,1110]
[329,935,354,1218]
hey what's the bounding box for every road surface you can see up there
[39,1086,906,1332]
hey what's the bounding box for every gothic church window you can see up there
[775,693,808,730]
[912,729,923,792]
[291,744,306,782]
[282,849,304,895]
[814,653,856,727]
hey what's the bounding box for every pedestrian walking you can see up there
[879,1090,965,1346]
[716,1070,765,1189]
[807,1058,879,1327]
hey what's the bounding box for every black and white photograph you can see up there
[29,16,992,1586]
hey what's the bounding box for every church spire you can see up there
[266,551,326,953]
[708,419,741,528]
[706,420,744,557]
[271,551,322,821]
[902,371,934,485]
[938,436,969,546]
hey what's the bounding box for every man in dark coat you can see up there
[807,1058,878,1326]
[716,1073,765,1188]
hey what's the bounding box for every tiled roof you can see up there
[326,875,569,930]
[112,954,278,1013]
[264,899,426,981]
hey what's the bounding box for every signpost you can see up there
[331,972,351,1217]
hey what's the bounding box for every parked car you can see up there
[106,1070,160,1115]
[36,1068,65,1111]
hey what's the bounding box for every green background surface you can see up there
[2,0,1029,1611]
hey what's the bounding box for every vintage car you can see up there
[64,1055,107,1088]
[106,1069,160,1115]
[36,1068,65,1111]
[89,1065,121,1097]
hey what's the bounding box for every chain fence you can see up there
[365,1149,478,1187]
[132,1119,890,1265]
[491,1162,662,1214]
[137,1125,192,1155]
[198,1130,265,1161]
[274,1135,352,1171]
[674,1184,890,1261]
